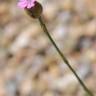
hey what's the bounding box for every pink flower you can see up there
[18,0,36,9]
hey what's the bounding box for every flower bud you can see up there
[26,1,43,18]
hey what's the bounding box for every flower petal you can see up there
[18,0,36,9]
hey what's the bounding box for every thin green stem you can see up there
[38,16,93,96]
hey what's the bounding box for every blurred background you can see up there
[0,0,96,96]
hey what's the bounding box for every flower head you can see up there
[18,0,36,9]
